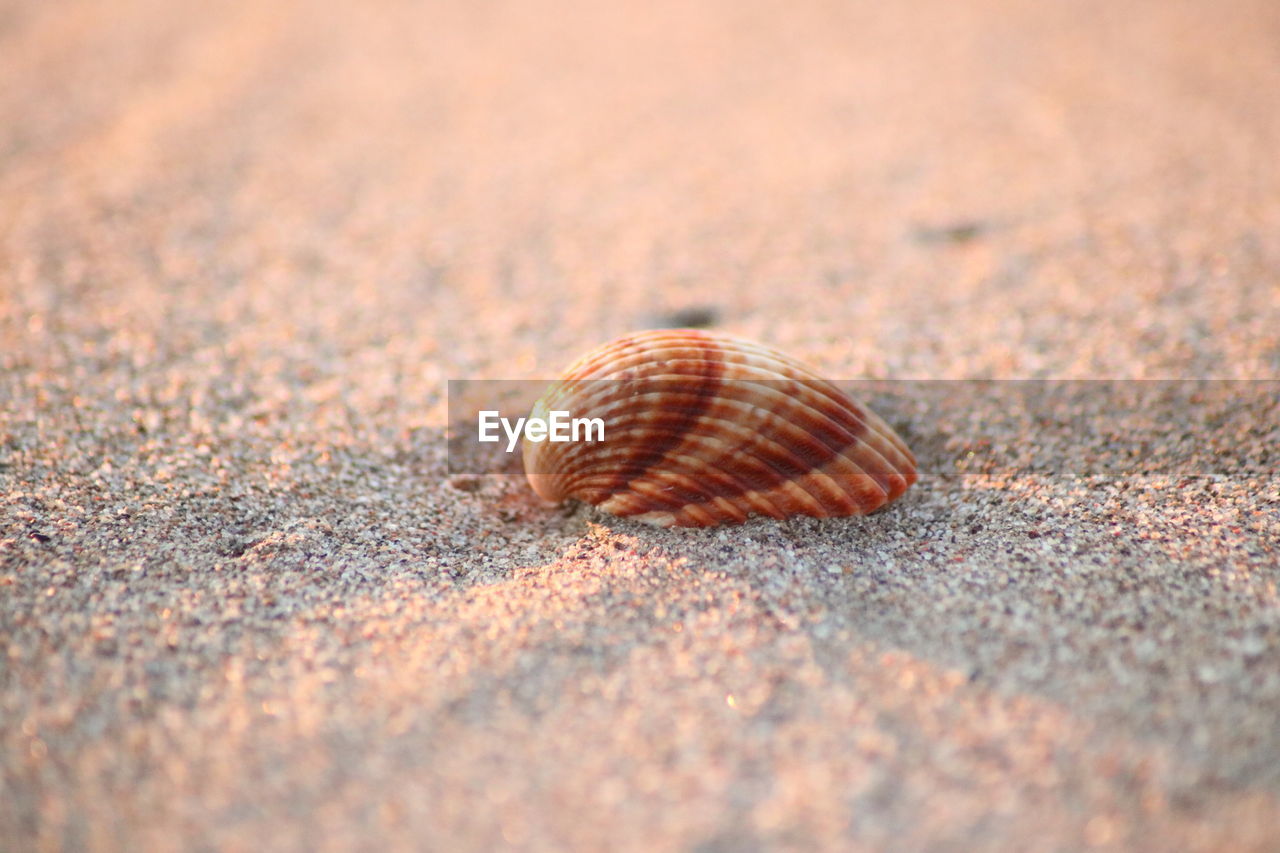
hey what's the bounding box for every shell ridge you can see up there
[567,397,890,517]
[630,400,872,512]
[635,447,809,522]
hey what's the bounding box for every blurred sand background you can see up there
[2,0,1279,849]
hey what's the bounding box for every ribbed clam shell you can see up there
[523,329,917,527]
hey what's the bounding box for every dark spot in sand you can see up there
[651,305,720,329]
[911,220,990,245]
[448,474,483,493]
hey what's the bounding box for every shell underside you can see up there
[523,329,917,527]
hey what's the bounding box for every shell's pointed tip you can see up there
[523,470,560,504]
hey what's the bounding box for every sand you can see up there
[2,0,1279,849]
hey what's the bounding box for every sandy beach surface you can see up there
[3,0,1279,849]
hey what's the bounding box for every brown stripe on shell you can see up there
[523,330,918,527]
[601,348,726,492]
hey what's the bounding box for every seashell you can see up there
[523,329,917,527]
